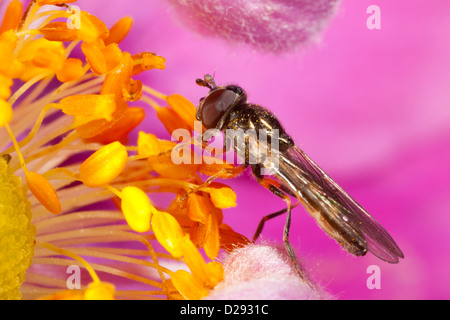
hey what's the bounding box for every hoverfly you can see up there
[195,74,404,279]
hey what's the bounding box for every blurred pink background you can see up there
[11,0,450,299]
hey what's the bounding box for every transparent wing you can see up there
[272,145,404,263]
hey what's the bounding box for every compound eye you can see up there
[201,88,237,129]
[226,85,247,106]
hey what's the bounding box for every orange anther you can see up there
[56,58,85,83]
[26,171,62,214]
[104,16,133,46]
[0,0,23,34]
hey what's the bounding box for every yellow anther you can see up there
[84,282,115,300]
[0,30,24,78]
[79,141,128,188]
[171,270,209,300]
[40,11,109,43]
[155,106,191,134]
[123,78,142,102]
[203,209,220,260]
[59,94,116,122]
[84,107,145,144]
[132,52,165,75]
[77,11,109,43]
[137,132,176,157]
[0,74,13,100]
[137,132,159,157]
[39,21,78,42]
[151,210,185,257]
[0,100,13,127]
[166,94,197,131]
[186,194,211,224]
[205,261,224,288]
[178,237,210,285]
[26,171,62,214]
[17,38,65,81]
[121,186,154,233]
[56,58,85,83]
[207,187,237,209]
[31,45,65,72]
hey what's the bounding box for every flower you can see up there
[30,0,450,300]
[0,0,249,300]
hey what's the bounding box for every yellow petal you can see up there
[26,171,61,214]
[121,186,154,233]
[79,141,128,188]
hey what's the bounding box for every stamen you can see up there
[142,85,167,100]
[26,171,62,214]
[4,124,29,174]
[8,72,52,106]
[36,242,101,284]
[0,0,23,33]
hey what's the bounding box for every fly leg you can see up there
[252,176,299,242]
[253,207,288,242]
[251,165,309,282]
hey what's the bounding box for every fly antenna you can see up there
[195,77,212,90]
[204,73,217,89]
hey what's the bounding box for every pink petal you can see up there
[206,244,334,300]
[166,0,341,52]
